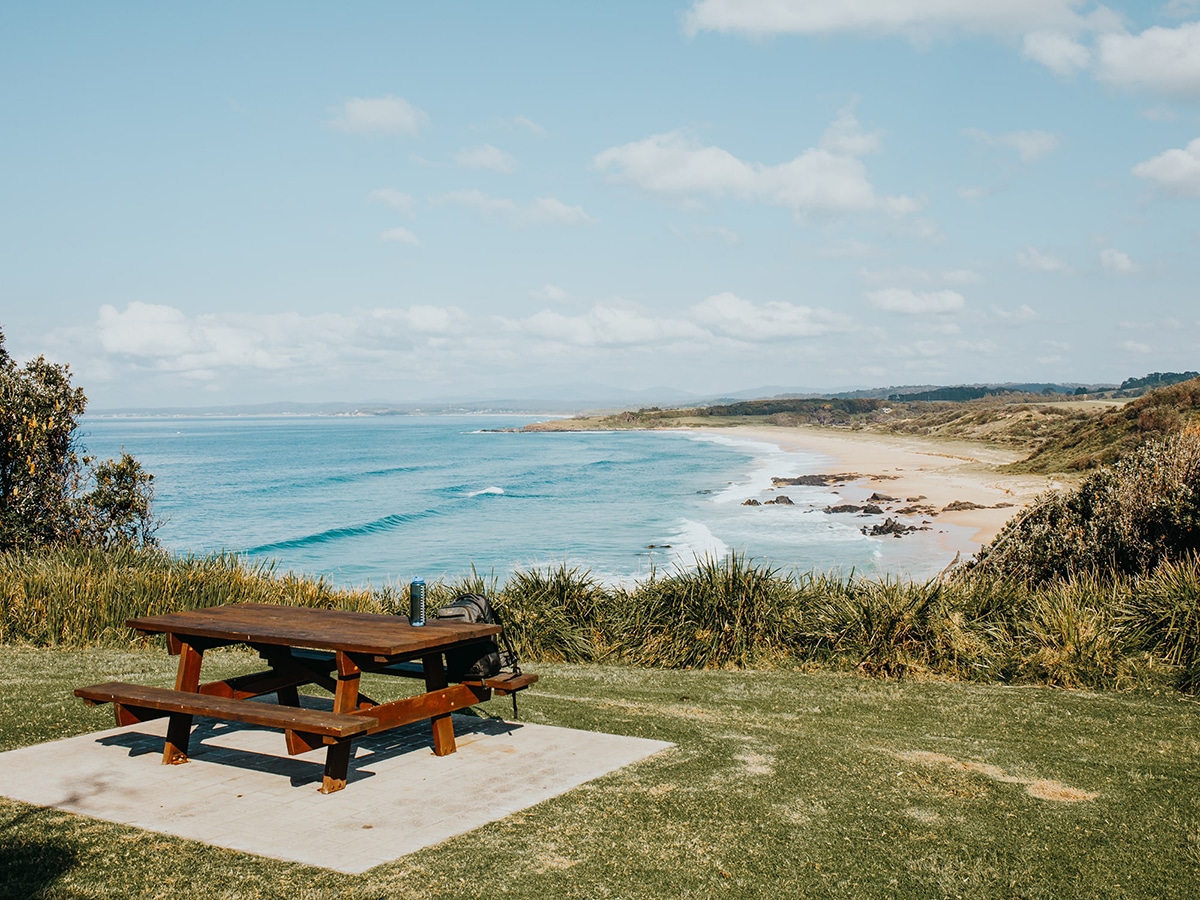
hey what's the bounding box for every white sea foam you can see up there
[682,430,831,505]
[468,486,505,497]
[666,518,730,562]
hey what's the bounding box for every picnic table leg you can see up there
[163,639,204,765]
[320,740,353,794]
[423,653,456,756]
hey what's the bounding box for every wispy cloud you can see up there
[438,190,594,226]
[965,128,1060,163]
[1099,247,1138,274]
[367,189,416,216]
[1017,246,1074,273]
[865,289,965,315]
[326,95,428,135]
[455,144,518,174]
[380,227,419,246]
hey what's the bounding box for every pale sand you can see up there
[696,425,1067,547]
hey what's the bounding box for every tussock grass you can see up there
[0,545,378,646]
[7,545,1200,694]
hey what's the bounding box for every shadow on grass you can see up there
[0,806,77,898]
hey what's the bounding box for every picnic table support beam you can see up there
[163,640,204,764]
[422,652,456,756]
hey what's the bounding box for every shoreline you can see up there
[691,424,1063,549]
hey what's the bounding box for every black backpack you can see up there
[435,593,520,682]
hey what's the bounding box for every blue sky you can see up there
[2,1,1199,408]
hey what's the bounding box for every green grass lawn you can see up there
[2,647,1198,899]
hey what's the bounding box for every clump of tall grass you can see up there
[1015,574,1130,690]
[0,545,378,646]
[498,564,611,662]
[1124,555,1200,692]
[621,554,800,668]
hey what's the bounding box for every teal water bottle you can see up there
[409,578,426,626]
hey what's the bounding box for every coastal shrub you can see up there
[0,327,158,551]
[967,430,1200,585]
[1124,556,1200,692]
[623,553,800,669]
[928,577,1023,682]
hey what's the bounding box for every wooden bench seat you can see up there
[462,672,539,695]
[76,681,379,793]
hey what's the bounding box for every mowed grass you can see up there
[2,647,1199,899]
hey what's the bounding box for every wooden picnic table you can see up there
[75,603,537,793]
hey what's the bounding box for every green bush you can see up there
[968,430,1200,584]
[0,327,157,551]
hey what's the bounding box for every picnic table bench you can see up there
[74,603,537,793]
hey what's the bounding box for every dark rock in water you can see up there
[861,517,919,537]
[868,492,898,502]
[825,504,863,514]
[860,504,885,515]
[943,500,987,511]
[742,499,761,506]
[773,473,862,487]
[766,495,795,505]
[697,489,713,495]
[646,544,673,549]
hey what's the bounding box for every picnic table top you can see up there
[126,603,501,657]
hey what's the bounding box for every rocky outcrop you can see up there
[742,499,761,506]
[772,473,862,487]
[861,517,931,537]
[766,495,794,505]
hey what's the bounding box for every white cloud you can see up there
[593,126,915,218]
[1095,22,1200,98]
[512,302,706,348]
[326,95,428,135]
[819,106,882,156]
[957,185,991,201]
[367,189,415,216]
[864,288,965,314]
[817,239,874,258]
[530,284,570,303]
[380,227,419,245]
[439,190,594,226]
[965,128,1060,163]
[691,292,854,339]
[992,304,1038,323]
[1123,339,1151,353]
[1142,106,1179,121]
[943,268,983,285]
[1132,138,1200,196]
[1017,246,1074,273]
[511,116,544,135]
[683,0,1107,40]
[1022,31,1092,75]
[455,144,518,174]
[1099,247,1138,273]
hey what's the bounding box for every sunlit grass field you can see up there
[2,645,1199,899]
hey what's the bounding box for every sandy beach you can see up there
[701,424,1066,550]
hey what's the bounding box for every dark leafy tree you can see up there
[0,327,157,550]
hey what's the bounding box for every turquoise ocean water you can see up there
[80,416,969,587]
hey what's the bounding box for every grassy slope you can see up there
[3,647,1199,899]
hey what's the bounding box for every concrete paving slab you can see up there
[0,711,672,874]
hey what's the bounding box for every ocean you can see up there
[79,415,967,587]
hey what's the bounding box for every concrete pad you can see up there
[0,709,672,874]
